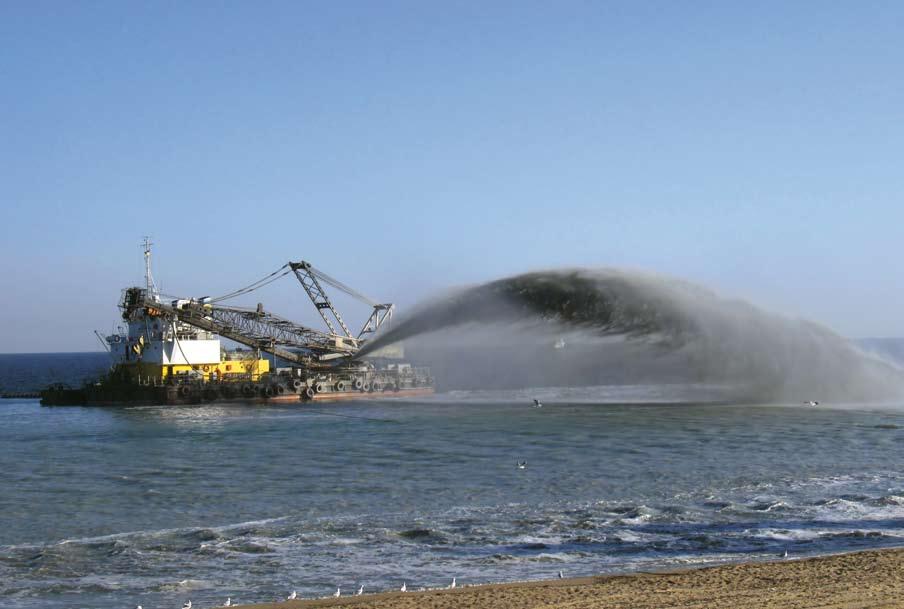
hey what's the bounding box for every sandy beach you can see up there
[236,548,904,609]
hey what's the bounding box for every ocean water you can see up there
[3,354,904,608]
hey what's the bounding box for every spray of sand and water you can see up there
[360,268,903,401]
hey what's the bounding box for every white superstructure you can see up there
[103,240,269,382]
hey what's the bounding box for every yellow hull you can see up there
[116,358,271,383]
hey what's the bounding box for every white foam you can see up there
[9,514,294,552]
[747,528,824,541]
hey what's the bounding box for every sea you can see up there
[3,352,904,608]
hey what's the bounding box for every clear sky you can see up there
[2,1,903,352]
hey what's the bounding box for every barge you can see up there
[42,241,433,406]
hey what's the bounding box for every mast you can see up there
[142,236,160,303]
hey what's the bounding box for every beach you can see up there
[237,548,904,608]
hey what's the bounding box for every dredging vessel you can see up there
[41,241,433,406]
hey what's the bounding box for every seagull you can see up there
[517,461,527,469]
[357,584,364,596]
[558,570,564,579]
[805,400,819,406]
[400,582,407,592]
[287,590,297,600]
[334,587,341,598]
[224,599,232,607]
[182,602,192,609]
[137,606,143,609]
[781,549,789,558]
[450,577,456,589]
[533,399,542,408]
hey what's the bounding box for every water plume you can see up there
[360,268,904,402]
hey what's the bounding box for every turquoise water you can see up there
[3,354,904,608]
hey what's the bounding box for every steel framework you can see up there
[290,261,394,340]
[128,258,395,369]
[140,298,359,367]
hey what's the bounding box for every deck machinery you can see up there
[42,242,432,406]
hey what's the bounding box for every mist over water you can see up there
[362,269,904,402]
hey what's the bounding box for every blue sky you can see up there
[2,2,902,352]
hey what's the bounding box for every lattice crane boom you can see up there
[290,261,394,341]
[289,261,354,338]
[136,296,358,368]
[124,259,393,369]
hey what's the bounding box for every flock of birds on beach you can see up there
[137,550,796,608]
[138,577,466,609]
[134,553,799,609]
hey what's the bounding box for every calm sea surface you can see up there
[3,353,904,608]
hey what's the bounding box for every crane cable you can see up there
[186,261,383,311]
[309,266,379,307]
[209,264,292,303]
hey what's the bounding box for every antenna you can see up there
[142,236,160,302]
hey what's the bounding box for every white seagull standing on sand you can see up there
[400,582,407,592]
[334,587,341,598]
[450,577,456,589]
[357,585,364,596]
[287,590,297,600]
[558,570,564,579]
[224,598,232,607]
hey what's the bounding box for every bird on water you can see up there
[533,399,542,408]
[182,602,192,609]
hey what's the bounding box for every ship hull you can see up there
[267,387,433,403]
[42,384,434,406]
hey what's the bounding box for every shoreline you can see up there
[233,547,904,608]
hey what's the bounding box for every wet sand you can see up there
[236,547,904,608]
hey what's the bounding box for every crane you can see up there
[40,249,432,407]
[129,260,394,370]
